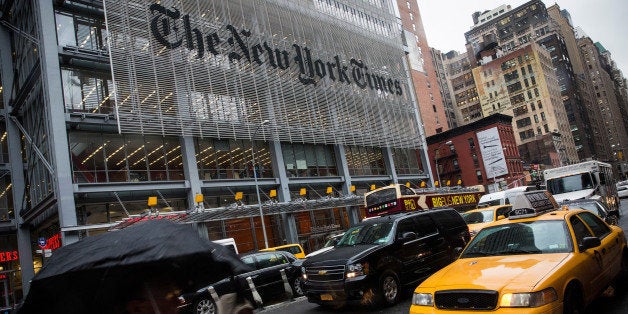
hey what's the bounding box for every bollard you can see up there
[280,269,294,300]
[246,276,264,309]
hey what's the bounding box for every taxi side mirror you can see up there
[497,215,506,220]
[579,237,601,251]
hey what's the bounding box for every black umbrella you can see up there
[18,219,251,314]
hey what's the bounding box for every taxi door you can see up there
[577,212,624,281]
[569,215,606,297]
[394,217,423,283]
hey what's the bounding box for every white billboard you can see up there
[477,127,508,179]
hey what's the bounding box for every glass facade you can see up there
[345,145,385,176]
[282,143,337,177]
[55,11,108,51]
[61,68,114,115]
[68,132,184,183]
[196,138,273,180]
[392,147,422,175]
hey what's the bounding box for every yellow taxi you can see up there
[462,205,512,237]
[410,190,627,314]
[259,243,306,259]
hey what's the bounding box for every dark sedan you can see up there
[560,198,619,225]
[178,250,304,314]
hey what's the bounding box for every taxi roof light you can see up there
[508,191,559,220]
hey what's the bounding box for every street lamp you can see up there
[434,140,452,188]
[252,119,270,249]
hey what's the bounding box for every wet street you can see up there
[261,199,628,314]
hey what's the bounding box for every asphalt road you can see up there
[260,199,628,314]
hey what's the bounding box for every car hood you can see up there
[420,253,570,291]
[304,244,380,266]
[305,246,333,258]
[552,189,593,202]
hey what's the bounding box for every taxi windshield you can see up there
[337,222,394,246]
[461,220,572,257]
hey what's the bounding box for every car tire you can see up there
[563,284,584,314]
[292,277,304,296]
[379,271,400,306]
[194,297,217,314]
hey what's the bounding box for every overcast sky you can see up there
[418,0,628,76]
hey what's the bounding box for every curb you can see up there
[257,296,307,312]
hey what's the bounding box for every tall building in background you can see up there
[397,0,449,135]
[578,37,628,176]
[437,50,481,126]
[456,0,628,171]
[431,48,460,129]
[547,4,609,161]
[0,0,432,303]
[471,42,577,166]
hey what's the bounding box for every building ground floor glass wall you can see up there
[1,125,429,304]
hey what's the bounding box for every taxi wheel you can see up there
[379,271,400,306]
[563,285,584,314]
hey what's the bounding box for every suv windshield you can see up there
[461,220,572,257]
[337,222,394,246]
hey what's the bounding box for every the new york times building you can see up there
[0,0,429,298]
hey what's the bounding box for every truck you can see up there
[543,160,619,213]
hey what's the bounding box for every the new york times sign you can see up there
[149,3,403,96]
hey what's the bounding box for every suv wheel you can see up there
[379,271,400,306]
[194,297,217,314]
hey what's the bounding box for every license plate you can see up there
[320,294,333,301]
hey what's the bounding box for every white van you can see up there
[544,160,619,212]
[477,186,535,208]
[212,238,239,254]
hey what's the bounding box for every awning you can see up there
[109,195,363,230]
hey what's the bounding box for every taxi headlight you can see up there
[500,288,557,307]
[411,293,434,306]
[346,262,368,278]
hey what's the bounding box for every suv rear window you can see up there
[432,209,465,230]
[414,215,438,237]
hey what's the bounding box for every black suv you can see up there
[301,208,470,307]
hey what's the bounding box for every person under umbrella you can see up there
[18,219,252,314]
